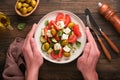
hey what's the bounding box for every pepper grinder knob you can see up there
[98,2,120,34]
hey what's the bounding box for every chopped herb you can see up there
[76,41,81,47]
[58,30,63,36]
[54,50,60,54]
[50,43,54,48]
[17,23,26,30]
[44,20,49,26]
[68,44,73,49]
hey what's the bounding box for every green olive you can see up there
[21,7,27,14]
[44,42,50,50]
[51,28,56,36]
[26,0,32,3]
[31,0,37,7]
[27,6,33,12]
[68,22,75,29]
[19,0,25,2]
[19,8,23,12]
[22,3,29,8]
[17,2,22,9]
[63,52,70,57]
[61,40,68,46]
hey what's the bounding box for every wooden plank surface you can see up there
[0,0,120,80]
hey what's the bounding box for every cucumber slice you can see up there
[51,38,57,43]
[40,36,46,43]
[41,29,45,36]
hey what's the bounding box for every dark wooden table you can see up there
[0,0,120,80]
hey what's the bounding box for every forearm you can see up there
[26,68,39,80]
[82,71,98,80]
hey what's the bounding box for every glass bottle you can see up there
[0,12,13,31]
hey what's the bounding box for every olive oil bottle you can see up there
[0,12,13,31]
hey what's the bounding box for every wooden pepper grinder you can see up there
[98,2,120,34]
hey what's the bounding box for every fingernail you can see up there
[33,23,36,26]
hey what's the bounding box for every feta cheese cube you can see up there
[41,29,45,36]
[63,27,71,34]
[54,43,61,50]
[63,45,71,52]
[46,30,52,37]
[61,34,69,40]
[57,21,65,29]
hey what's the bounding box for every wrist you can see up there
[26,67,39,80]
[82,71,98,80]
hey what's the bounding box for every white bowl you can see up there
[34,10,86,64]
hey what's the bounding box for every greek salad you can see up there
[40,12,82,60]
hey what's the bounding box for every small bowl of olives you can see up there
[15,0,39,17]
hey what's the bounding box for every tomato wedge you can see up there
[64,14,71,26]
[56,13,71,27]
[50,48,63,59]
[47,20,60,31]
[54,34,60,41]
[58,48,63,58]
[73,25,81,37]
[47,20,53,29]
[50,51,58,59]
[56,13,64,21]
[68,33,77,43]
[44,27,48,40]
[51,20,60,31]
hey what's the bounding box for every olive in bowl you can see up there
[15,0,39,17]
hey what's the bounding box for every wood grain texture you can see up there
[0,0,120,80]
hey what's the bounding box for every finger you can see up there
[22,24,37,59]
[27,23,37,38]
[30,38,40,56]
[81,42,91,59]
[85,27,96,44]
[22,45,30,64]
[25,23,37,45]
[88,45,100,64]
[22,38,33,59]
[86,27,100,55]
[85,27,99,51]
